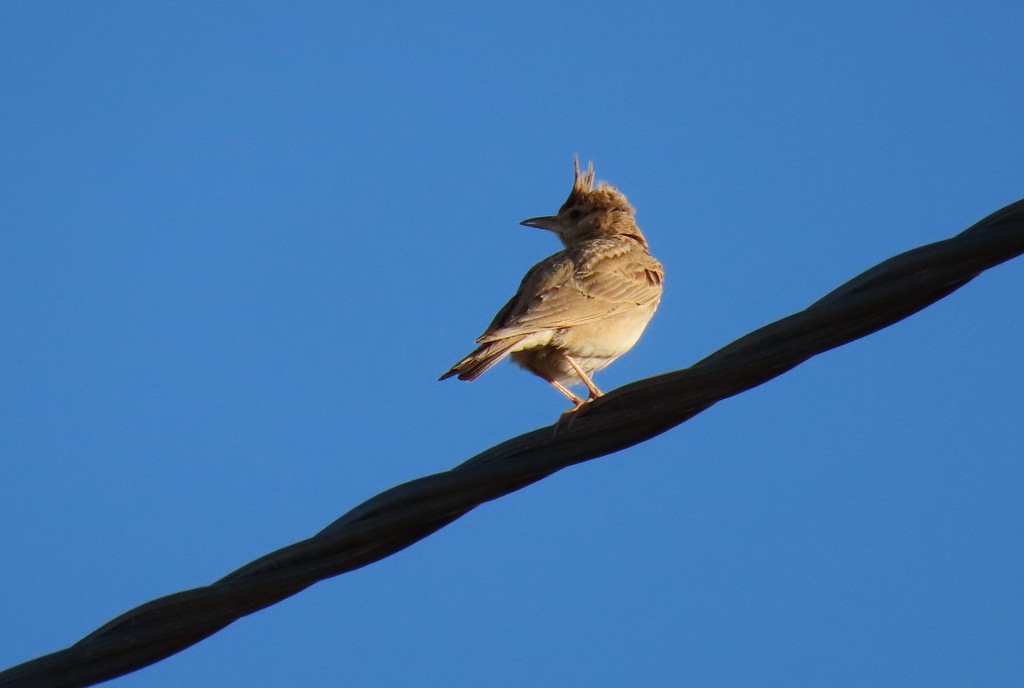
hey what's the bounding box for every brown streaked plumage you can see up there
[440,158,664,410]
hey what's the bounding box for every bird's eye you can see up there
[568,209,584,220]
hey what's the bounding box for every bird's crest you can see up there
[561,156,634,217]
[572,156,595,195]
[561,156,596,211]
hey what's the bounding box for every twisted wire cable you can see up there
[3,198,1022,688]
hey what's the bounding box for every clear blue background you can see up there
[2,3,1022,686]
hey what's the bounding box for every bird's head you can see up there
[520,157,645,248]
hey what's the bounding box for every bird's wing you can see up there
[477,241,663,343]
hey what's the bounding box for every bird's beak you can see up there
[519,215,560,231]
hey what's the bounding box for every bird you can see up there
[439,158,664,412]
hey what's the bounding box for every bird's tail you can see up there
[439,338,522,382]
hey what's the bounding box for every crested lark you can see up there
[440,158,664,411]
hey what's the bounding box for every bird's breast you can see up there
[509,302,658,384]
[553,303,657,362]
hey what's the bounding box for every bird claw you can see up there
[553,397,597,434]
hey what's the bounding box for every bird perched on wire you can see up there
[440,158,664,412]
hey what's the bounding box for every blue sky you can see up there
[2,3,1022,686]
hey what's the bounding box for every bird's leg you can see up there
[547,379,586,407]
[562,354,603,399]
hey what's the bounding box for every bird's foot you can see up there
[553,397,598,433]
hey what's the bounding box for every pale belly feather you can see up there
[508,303,657,385]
